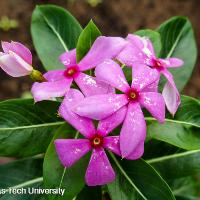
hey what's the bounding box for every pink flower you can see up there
[31,36,126,102]
[117,34,184,115]
[73,59,165,158]
[0,41,33,77]
[55,89,138,186]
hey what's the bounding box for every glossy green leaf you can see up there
[146,95,200,150]
[157,16,197,91]
[135,29,162,56]
[76,20,101,62]
[43,124,90,200]
[0,99,64,157]
[31,5,82,70]
[107,153,175,200]
[0,158,45,199]
[148,150,200,179]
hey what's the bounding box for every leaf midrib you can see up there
[39,8,68,51]
[0,121,65,131]
[166,19,186,58]
[109,152,148,200]
[0,116,199,132]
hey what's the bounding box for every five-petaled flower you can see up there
[55,89,140,186]
[31,36,126,102]
[0,41,33,77]
[72,59,165,158]
[117,34,184,115]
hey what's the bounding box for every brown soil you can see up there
[0,0,199,99]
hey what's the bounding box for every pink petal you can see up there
[1,41,11,53]
[78,36,126,71]
[59,49,76,67]
[159,58,184,68]
[127,34,156,58]
[97,106,127,136]
[95,59,130,93]
[103,136,121,156]
[55,139,91,167]
[2,41,32,65]
[126,141,144,160]
[142,79,159,92]
[85,148,115,186]
[120,102,146,158]
[31,78,72,102]
[73,94,128,120]
[44,70,65,81]
[74,72,114,97]
[59,89,96,138]
[139,92,165,123]
[162,70,180,116]
[0,53,32,77]
[116,44,144,67]
[131,64,159,91]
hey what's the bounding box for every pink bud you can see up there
[0,41,33,77]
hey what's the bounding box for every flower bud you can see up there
[0,41,33,77]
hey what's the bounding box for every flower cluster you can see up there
[0,35,183,186]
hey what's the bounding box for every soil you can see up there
[0,0,199,99]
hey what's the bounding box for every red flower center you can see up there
[64,66,79,78]
[126,89,139,101]
[90,134,104,148]
[152,59,163,70]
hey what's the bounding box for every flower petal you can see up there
[140,92,165,123]
[59,49,76,67]
[142,79,159,92]
[162,70,180,116]
[73,94,128,120]
[2,41,32,65]
[0,53,32,77]
[59,89,96,138]
[85,148,115,186]
[78,36,126,71]
[97,106,127,136]
[44,70,66,81]
[31,78,72,102]
[55,139,91,167]
[131,64,159,91]
[103,136,121,156]
[120,102,146,158]
[127,34,156,58]
[159,58,184,68]
[116,44,144,67]
[74,72,114,97]
[126,141,144,160]
[95,59,130,92]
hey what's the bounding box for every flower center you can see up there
[152,59,163,69]
[64,66,79,78]
[126,89,139,101]
[90,134,104,148]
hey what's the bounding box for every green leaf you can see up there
[0,99,64,157]
[157,16,197,91]
[0,158,45,199]
[31,5,82,70]
[107,153,175,200]
[148,150,200,180]
[43,124,90,200]
[76,20,101,62]
[147,95,200,150]
[135,29,162,56]
[76,186,102,200]
[176,195,200,200]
